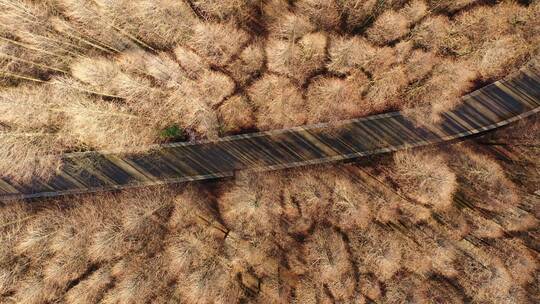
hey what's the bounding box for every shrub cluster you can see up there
[1,128,538,303]
[0,0,538,181]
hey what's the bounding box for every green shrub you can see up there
[160,125,186,141]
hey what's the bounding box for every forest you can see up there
[0,0,539,303]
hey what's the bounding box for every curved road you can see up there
[1,65,539,201]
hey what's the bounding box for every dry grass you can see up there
[478,35,531,79]
[391,150,457,211]
[1,127,539,302]
[367,9,410,45]
[404,49,439,82]
[403,59,477,122]
[267,11,315,41]
[0,1,539,302]
[428,0,479,13]
[411,15,453,53]
[305,73,368,123]
[64,266,113,304]
[0,0,538,181]
[327,35,376,75]
[302,227,356,301]
[248,74,307,130]
[218,173,284,238]
[217,94,255,133]
[95,0,198,48]
[0,85,64,130]
[367,65,409,110]
[329,176,372,231]
[191,0,259,26]
[189,21,249,67]
[266,32,327,84]
[0,133,64,182]
[225,40,265,86]
[340,0,379,31]
[450,146,519,212]
[295,0,341,30]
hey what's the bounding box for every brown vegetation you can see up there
[0,1,539,302]
[305,73,368,123]
[2,120,538,302]
[266,31,327,84]
[248,74,306,130]
[390,150,457,211]
[3,129,540,304]
[1,0,539,181]
[367,9,410,45]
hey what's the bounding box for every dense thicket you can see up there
[0,1,539,302]
[0,0,538,181]
[1,117,538,303]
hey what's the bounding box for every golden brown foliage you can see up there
[327,35,376,75]
[94,0,198,48]
[404,59,477,122]
[295,0,341,30]
[0,2,539,302]
[1,0,538,182]
[248,74,307,130]
[391,150,457,210]
[266,32,327,84]
[367,10,410,45]
[305,73,368,123]
[1,131,539,302]
[217,95,255,133]
[188,22,250,67]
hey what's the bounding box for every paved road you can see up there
[1,65,539,201]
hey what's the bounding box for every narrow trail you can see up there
[1,65,539,201]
